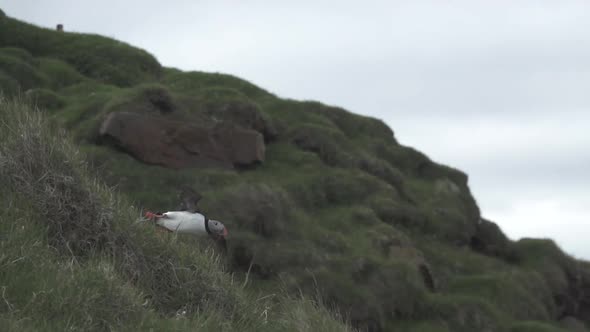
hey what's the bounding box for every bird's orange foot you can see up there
[144,211,164,220]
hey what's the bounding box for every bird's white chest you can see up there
[156,211,206,235]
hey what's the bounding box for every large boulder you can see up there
[99,111,264,169]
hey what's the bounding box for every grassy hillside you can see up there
[0,97,352,331]
[1,11,589,332]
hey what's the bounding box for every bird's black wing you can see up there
[176,186,202,213]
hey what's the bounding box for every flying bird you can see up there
[144,187,228,251]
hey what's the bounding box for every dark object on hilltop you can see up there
[56,24,63,32]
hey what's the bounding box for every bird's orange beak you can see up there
[222,227,228,238]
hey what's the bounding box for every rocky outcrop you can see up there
[99,111,265,169]
[470,218,511,258]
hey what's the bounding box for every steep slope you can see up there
[1,11,589,332]
[0,97,352,332]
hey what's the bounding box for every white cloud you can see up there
[489,195,590,260]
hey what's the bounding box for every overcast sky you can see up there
[2,1,589,259]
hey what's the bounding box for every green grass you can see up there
[447,273,551,320]
[37,57,86,89]
[24,88,65,111]
[162,69,274,101]
[0,97,354,332]
[509,321,570,332]
[512,239,578,297]
[0,70,19,94]
[0,53,48,90]
[0,17,161,86]
[0,46,35,64]
[302,101,396,144]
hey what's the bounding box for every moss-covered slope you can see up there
[0,97,352,332]
[1,11,588,332]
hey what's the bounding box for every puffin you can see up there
[144,187,228,251]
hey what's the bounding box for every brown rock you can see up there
[99,111,264,169]
[214,123,266,166]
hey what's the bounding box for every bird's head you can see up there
[208,219,228,238]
